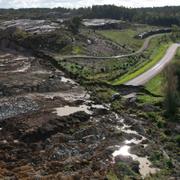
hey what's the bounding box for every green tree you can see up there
[68,16,82,34]
[171,25,180,41]
[164,65,180,121]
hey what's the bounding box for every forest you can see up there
[0,5,180,26]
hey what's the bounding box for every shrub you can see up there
[174,135,180,146]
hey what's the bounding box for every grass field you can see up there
[97,26,158,51]
[97,29,143,51]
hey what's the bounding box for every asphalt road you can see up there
[125,43,180,86]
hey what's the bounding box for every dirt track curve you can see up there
[59,34,163,60]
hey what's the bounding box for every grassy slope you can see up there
[146,47,180,93]
[57,27,172,86]
[113,38,171,85]
[137,73,164,104]
[98,29,143,50]
[138,48,180,104]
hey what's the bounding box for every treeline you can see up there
[0,5,180,27]
[0,7,70,20]
[79,5,180,27]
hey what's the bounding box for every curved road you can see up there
[59,34,163,60]
[125,43,180,86]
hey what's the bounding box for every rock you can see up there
[142,104,159,112]
[50,133,72,144]
[87,39,92,45]
[82,135,97,143]
[70,111,90,122]
[131,161,140,173]
[129,97,137,103]
[93,108,109,116]
[0,97,39,120]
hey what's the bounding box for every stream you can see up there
[113,113,159,178]
[54,102,159,178]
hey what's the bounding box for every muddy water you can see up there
[0,55,32,73]
[113,114,159,178]
[113,144,158,178]
[31,70,51,74]
[53,102,159,178]
[11,63,31,73]
[61,77,77,85]
[33,90,90,102]
[54,103,109,117]
[0,53,12,58]
[54,105,92,117]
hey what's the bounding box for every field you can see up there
[97,25,159,51]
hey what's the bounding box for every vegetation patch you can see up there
[113,40,171,85]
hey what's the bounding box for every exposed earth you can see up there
[0,47,161,179]
[0,18,179,180]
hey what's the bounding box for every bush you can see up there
[67,17,82,34]
[174,135,180,146]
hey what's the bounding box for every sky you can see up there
[0,0,180,9]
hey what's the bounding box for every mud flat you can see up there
[0,48,90,119]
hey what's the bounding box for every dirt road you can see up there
[125,43,180,86]
[59,34,165,60]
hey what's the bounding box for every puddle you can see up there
[13,140,19,143]
[31,70,51,74]
[0,53,11,58]
[137,156,158,178]
[11,63,31,73]
[124,137,145,145]
[123,93,137,99]
[61,77,77,85]
[34,91,90,102]
[54,103,108,117]
[113,145,159,178]
[122,128,140,135]
[54,105,92,117]
[113,113,159,178]
[113,145,131,157]
[2,140,8,144]
[13,57,27,61]
[91,104,109,110]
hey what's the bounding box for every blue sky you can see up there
[0,0,180,9]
